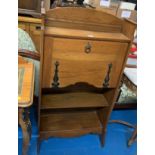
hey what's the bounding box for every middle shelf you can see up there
[41,92,109,110]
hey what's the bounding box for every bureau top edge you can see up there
[44,27,131,43]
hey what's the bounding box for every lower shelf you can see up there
[40,110,102,139]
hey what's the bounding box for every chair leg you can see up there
[128,126,137,147]
[18,108,31,155]
[109,120,136,147]
[37,137,41,155]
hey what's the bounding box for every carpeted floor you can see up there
[18,108,137,155]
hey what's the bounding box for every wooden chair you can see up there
[19,49,40,98]
[18,50,40,155]
[110,63,137,146]
[18,49,40,61]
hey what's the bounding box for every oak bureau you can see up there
[38,7,136,149]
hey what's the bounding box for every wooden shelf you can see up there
[40,110,102,138]
[41,92,109,110]
[18,16,42,24]
[45,27,130,42]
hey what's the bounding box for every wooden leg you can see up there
[128,126,137,146]
[18,108,31,155]
[37,137,41,155]
[100,129,106,147]
[109,120,136,147]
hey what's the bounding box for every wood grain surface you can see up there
[42,37,128,88]
[45,27,130,42]
[40,110,102,138]
[18,63,35,107]
[18,16,42,24]
[41,92,109,109]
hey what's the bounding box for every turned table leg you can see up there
[18,108,32,155]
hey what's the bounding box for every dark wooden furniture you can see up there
[38,7,136,149]
[18,0,41,17]
[18,57,35,155]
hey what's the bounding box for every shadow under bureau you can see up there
[38,7,136,149]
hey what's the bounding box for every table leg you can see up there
[18,108,32,155]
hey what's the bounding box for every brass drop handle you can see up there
[85,42,92,53]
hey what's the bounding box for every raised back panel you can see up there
[45,7,123,33]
